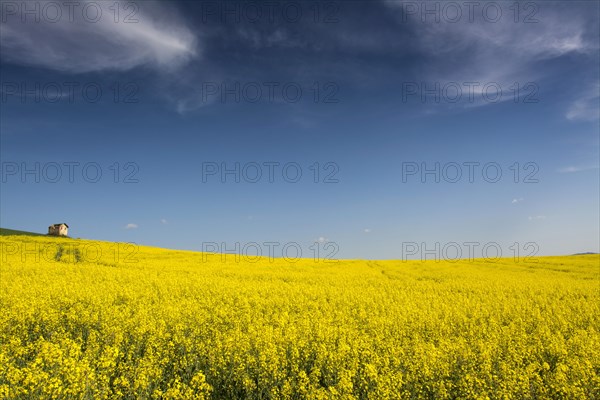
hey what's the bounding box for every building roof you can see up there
[50,223,69,228]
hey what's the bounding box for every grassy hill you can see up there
[0,227,45,236]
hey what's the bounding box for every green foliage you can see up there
[0,228,44,237]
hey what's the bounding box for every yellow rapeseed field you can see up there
[0,234,599,399]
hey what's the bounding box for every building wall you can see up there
[49,225,68,236]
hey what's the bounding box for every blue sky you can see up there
[1,0,599,259]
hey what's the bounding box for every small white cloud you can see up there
[557,165,599,173]
[317,236,328,243]
[528,216,547,221]
[511,198,524,204]
[559,166,578,173]
[124,223,139,229]
[364,228,372,233]
[160,219,168,225]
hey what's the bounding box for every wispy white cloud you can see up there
[236,27,305,49]
[124,223,139,229]
[557,165,599,173]
[317,236,329,243]
[384,1,597,108]
[173,92,217,115]
[160,219,168,225]
[0,0,197,73]
[511,198,524,204]
[364,228,372,233]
